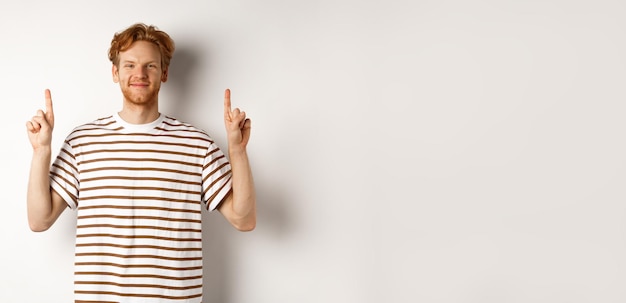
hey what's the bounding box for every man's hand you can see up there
[26,89,55,151]
[223,88,251,152]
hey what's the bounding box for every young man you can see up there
[25,23,256,302]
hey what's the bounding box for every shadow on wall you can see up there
[167,44,293,302]
[202,178,292,303]
[254,179,292,240]
[165,45,200,121]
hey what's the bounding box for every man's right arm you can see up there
[25,89,66,232]
[27,147,66,232]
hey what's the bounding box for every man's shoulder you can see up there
[161,115,210,136]
[159,116,221,146]
[73,115,115,129]
[64,115,117,139]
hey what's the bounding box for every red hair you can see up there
[108,23,175,69]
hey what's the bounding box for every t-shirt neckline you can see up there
[114,112,165,132]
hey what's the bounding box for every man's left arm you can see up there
[218,88,256,231]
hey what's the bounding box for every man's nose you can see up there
[135,66,148,77]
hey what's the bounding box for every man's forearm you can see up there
[27,147,54,231]
[228,149,256,227]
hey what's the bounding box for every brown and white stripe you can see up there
[50,113,232,303]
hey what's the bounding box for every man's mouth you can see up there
[130,83,149,87]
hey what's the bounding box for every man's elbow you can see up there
[234,218,256,232]
[29,221,51,232]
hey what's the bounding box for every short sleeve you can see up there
[49,140,80,209]
[202,142,233,211]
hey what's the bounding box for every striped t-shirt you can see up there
[49,113,232,303]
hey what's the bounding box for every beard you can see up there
[121,84,160,105]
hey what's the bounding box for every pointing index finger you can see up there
[44,88,55,127]
[224,88,231,118]
[45,89,54,115]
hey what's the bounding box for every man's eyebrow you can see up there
[120,59,159,64]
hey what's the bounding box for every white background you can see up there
[2,0,626,302]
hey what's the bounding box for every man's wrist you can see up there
[32,146,52,157]
[228,147,248,157]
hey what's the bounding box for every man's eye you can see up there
[125,64,134,68]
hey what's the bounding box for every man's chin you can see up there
[122,91,158,105]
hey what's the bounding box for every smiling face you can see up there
[112,40,168,106]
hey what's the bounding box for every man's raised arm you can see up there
[25,89,66,232]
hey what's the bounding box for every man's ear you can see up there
[112,64,120,83]
[161,67,168,83]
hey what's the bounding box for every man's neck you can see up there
[118,102,160,124]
